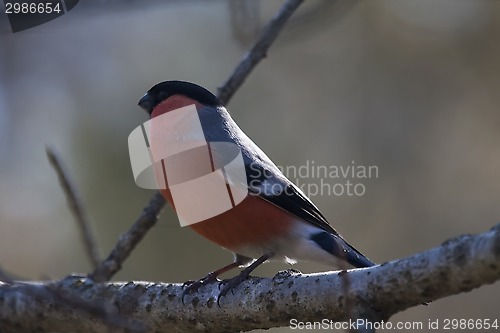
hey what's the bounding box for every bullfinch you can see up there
[137,80,375,298]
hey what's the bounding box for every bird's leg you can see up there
[218,253,272,304]
[182,254,251,302]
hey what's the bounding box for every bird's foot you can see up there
[216,253,271,305]
[182,272,219,303]
[217,270,251,305]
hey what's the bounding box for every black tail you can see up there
[310,231,375,268]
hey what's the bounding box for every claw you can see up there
[216,270,251,306]
[216,253,271,305]
[182,272,218,303]
[182,254,272,306]
[181,280,196,287]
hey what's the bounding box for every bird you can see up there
[137,80,375,300]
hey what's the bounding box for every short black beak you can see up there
[138,93,154,115]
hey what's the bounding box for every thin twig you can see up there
[90,0,305,283]
[89,192,165,282]
[218,0,304,104]
[46,146,101,269]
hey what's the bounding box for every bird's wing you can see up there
[197,104,338,235]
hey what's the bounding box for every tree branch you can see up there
[46,146,101,269]
[0,269,145,333]
[2,224,499,332]
[90,192,165,282]
[218,0,304,104]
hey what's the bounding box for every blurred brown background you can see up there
[1,0,499,332]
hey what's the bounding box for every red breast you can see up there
[162,187,295,252]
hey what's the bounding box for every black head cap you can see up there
[138,80,222,114]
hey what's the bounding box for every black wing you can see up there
[244,161,339,236]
